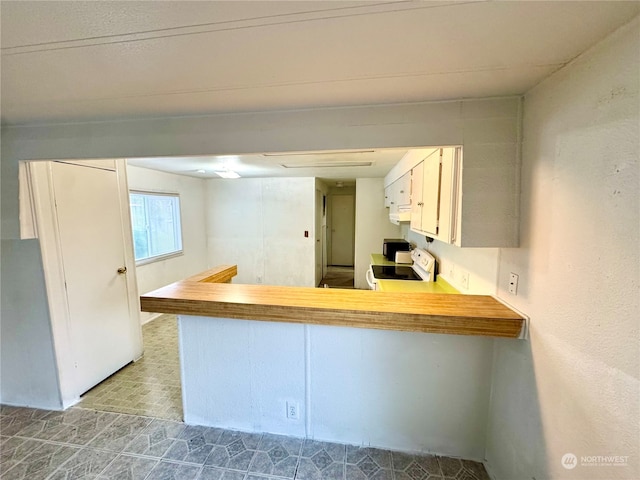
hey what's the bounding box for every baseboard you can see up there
[483,459,499,480]
[141,312,163,325]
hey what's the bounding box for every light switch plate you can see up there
[509,273,519,295]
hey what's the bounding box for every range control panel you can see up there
[411,248,436,280]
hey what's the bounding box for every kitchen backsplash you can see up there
[401,224,500,295]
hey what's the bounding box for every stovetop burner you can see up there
[371,265,422,281]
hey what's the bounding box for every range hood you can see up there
[390,207,411,225]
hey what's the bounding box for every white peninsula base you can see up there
[177,314,494,461]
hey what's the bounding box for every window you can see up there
[129,191,183,264]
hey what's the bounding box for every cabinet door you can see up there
[384,185,392,207]
[410,162,424,229]
[397,172,411,206]
[435,147,458,244]
[421,150,441,236]
[388,180,399,215]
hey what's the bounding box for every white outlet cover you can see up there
[286,401,299,420]
[460,271,469,290]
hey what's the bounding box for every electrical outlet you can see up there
[460,271,469,290]
[286,401,299,420]
[509,273,519,295]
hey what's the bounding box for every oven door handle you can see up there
[366,268,376,290]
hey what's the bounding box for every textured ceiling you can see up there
[1,1,638,178]
[2,1,638,126]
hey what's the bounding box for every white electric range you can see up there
[366,248,435,290]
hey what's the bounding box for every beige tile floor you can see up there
[79,314,183,421]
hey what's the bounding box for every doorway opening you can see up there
[321,181,355,288]
[319,266,355,289]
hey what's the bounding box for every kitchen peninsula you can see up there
[141,265,524,459]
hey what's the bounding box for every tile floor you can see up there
[2,314,492,480]
[79,314,183,421]
[0,404,490,480]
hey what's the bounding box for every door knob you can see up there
[117,266,127,274]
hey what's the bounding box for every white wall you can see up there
[180,315,494,459]
[126,165,208,324]
[486,18,640,480]
[206,177,316,287]
[0,97,520,411]
[405,226,500,295]
[354,178,401,289]
[0,239,62,409]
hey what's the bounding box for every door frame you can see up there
[314,188,324,287]
[26,159,142,408]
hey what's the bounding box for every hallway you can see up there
[319,266,355,289]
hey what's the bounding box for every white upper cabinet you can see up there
[385,145,518,248]
[411,148,458,243]
[385,171,412,224]
[393,172,411,207]
[385,173,411,209]
[411,150,441,236]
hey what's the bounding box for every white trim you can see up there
[135,250,184,267]
[28,159,143,407]
[129,189,180,196]
[29,161,75,408]
[18,161,39,239]
[116,161,144,360]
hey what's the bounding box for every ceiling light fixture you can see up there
[196,169,206,174]
[214,170,240,179]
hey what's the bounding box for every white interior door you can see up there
[51,161,137,395]
[330,194,355,266]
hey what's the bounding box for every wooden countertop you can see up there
[141,265,525,338]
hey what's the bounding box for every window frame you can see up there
[129,190,184,266]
